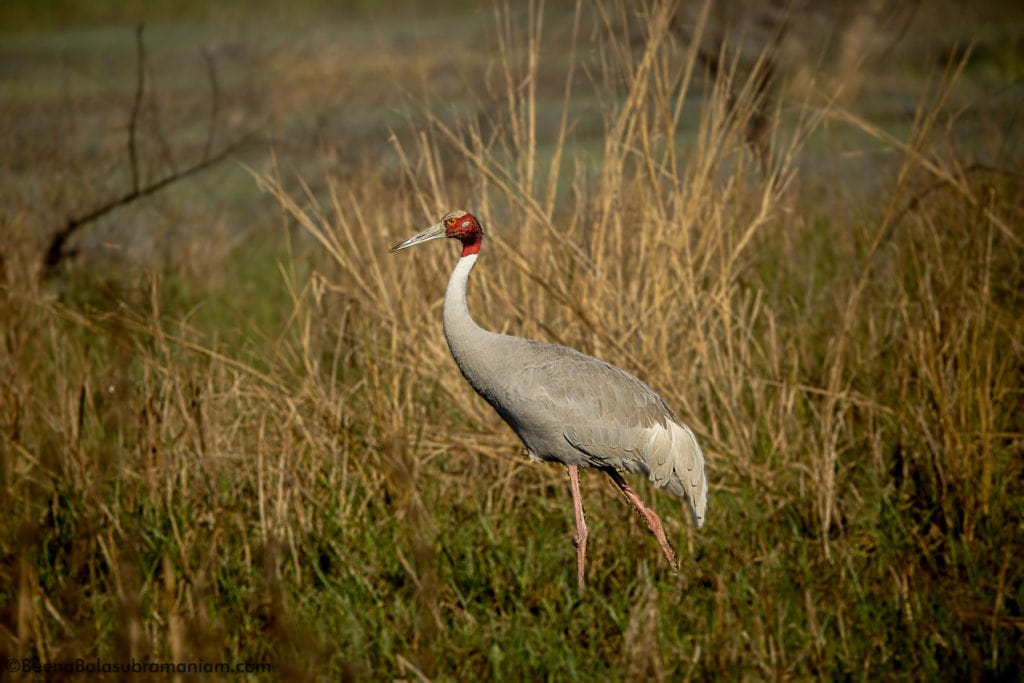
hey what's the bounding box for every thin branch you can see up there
[128,23,146,194]
[201,46,220,162]
[43,131,257,274]
[43,25,262,276]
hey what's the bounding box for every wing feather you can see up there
[506,342,707,528]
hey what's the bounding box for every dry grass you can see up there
[1,0,1022,679]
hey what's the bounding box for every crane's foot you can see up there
[603,467,679,573]
[566,465,589,597]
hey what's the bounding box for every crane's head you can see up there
[389,210,484,258]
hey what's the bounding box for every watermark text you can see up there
[8,657,272,676]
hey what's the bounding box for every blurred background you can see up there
[4,0,1019,273]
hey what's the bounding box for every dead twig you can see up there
[128,23,146,194]
[43,132,257,275]
[201,46,221,162]
[42,26,259,276]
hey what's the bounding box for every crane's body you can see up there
[392,210,707,594]
[444,254,706,511]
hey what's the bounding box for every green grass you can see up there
[2,1,1023,680]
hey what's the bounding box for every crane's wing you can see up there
[517,343,707,528]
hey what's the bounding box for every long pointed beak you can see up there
[389,222,446,252]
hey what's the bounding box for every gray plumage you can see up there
[444,254,707,528]
[391,210,707,592]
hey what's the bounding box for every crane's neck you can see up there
[444,253,482,345]
[443,253,498,397]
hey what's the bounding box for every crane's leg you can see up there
[602,467,679,573]
[566,465,589,597]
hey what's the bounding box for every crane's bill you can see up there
[389,222,446,252]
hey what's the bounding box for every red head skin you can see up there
[444,211,483,257]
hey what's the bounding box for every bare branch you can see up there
[201,47,221,162]
[128,23,146,194]
[44,131,257,275]
[43,25,263,276]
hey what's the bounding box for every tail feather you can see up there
[645,421,707,528]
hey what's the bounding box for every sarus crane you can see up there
[391,210,707,595]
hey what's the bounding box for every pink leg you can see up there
[603,467,679,572]
[566,465,589,596]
